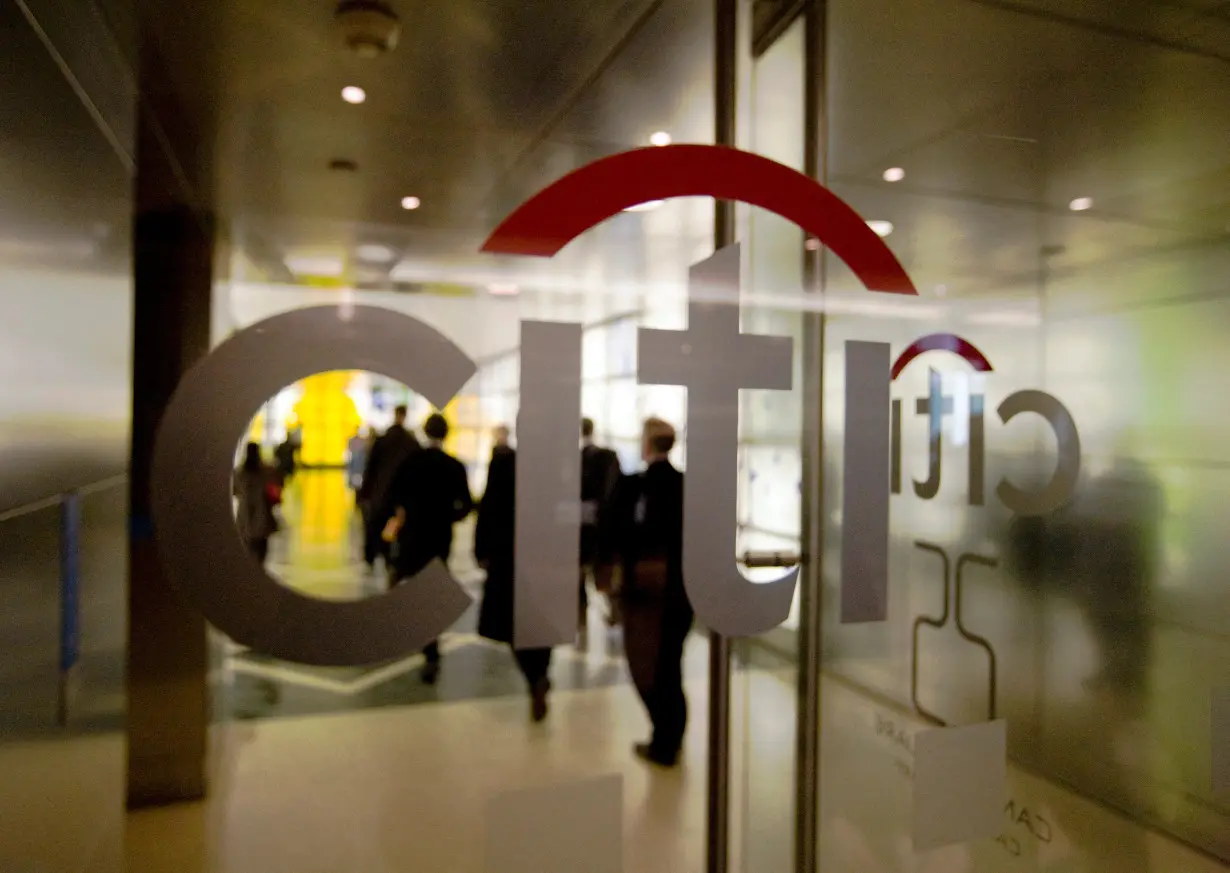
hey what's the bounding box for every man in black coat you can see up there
[580,417,621,633]
[358,404,419,574]
[475,444,554,721]
[598,417,692,767]
[384,413,472,684]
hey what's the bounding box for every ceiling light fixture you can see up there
[623,199,664,213]
[401,196,421,210]
[1068,196,1093,211]
[650,131,672,147]
[341,85,367,104]
[866,220,894,237]
[487,282,520,296]
[285,253,346,277]
[356,244,395,263]
[882,167,905,182]
[334,0,401,57]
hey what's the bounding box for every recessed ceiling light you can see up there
[401,196,421,210]
[356,244,395,263]
[623,199,664,213]
[650,131,672,147]
[866,220,894,237]
[285,253,345,277]
[882,167,905,182]
[1069,196,1093,211]
[341,85,366,104]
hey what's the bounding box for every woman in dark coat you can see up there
[475,446,554,721]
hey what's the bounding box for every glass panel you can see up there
[122,0,743,869]
[817,0,1230,869]
[734,14,806,873]
[0,0,132,869]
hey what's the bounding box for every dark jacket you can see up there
[580,443,620,565]
[359,424,420,522]
[475,448,516,643]
[602,459,690,615]
[387,445,472,578]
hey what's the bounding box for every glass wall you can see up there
[0,0,133,870]
[816,0,1230,869]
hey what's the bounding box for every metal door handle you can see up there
[739,551,803,568]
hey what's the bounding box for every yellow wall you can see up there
[292,371,361,466]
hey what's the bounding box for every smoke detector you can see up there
[334,0,401,57]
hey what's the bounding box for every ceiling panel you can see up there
[0,0,131,275]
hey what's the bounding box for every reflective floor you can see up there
[2,471,1227,871]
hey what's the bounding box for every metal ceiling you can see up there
[7,0,1229,301]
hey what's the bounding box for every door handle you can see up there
[739,551,803,568]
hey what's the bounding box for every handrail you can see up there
[0,473,127,524]
[0,472,127,729]
[739,550,803,569]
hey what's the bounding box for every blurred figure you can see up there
[491,423,513,459]
[385,412,473,684]
[599,417,691,767]
[274,428,299,484]
[346,427,369,491]
[579,417,620,635]
[1071,453,1162,713]
[358,405,419,574]
[474,439,553,721]
[233,442,279,565]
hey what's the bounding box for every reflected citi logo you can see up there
[888,333,1080,516]
[149,145,1077,666]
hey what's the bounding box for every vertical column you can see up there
[126,32,218,807]
[708,0,737,871]
[794,3,827,871]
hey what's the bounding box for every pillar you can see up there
[126,25,219,807]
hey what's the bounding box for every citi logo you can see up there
[889,332,1080,516]
[838,333,1080,625]
[150,144,1076,666]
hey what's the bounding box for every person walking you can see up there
[474,441,554,721]
[579,417,621,635]
[384,412,472,684]
[233,442,279,565]
[358,405,419,575]
[598,417,691,767]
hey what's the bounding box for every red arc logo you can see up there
[481,144,918,297]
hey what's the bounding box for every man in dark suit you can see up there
[599,417,692,767]
[358,404,419,574]
[579,417,621,634]
[385,412,473,684]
